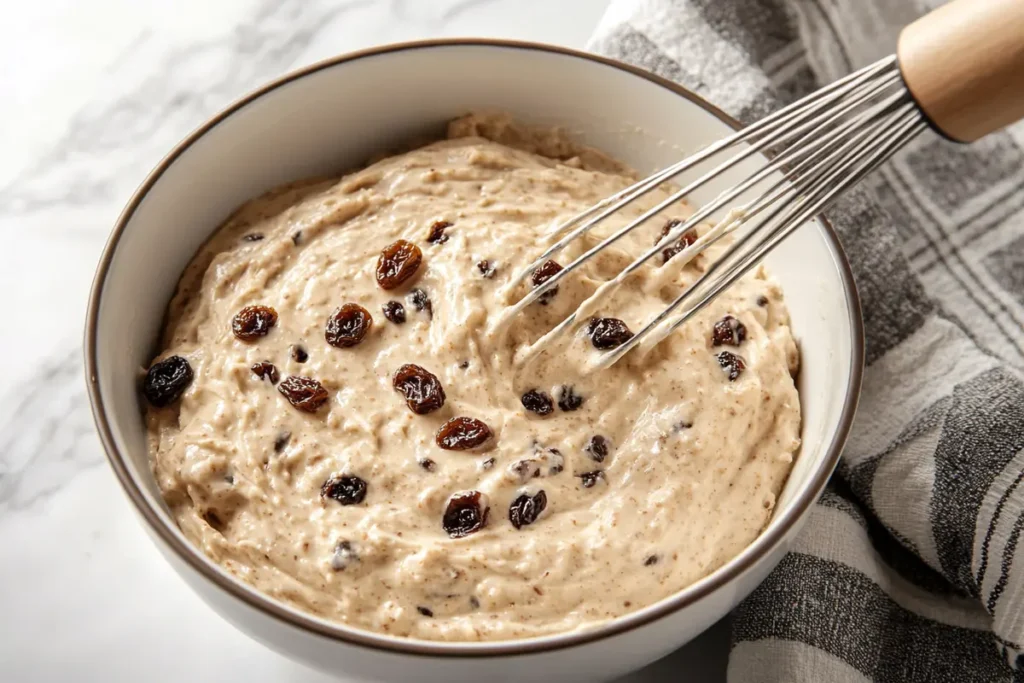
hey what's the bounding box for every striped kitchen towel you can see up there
[589,0,1024,681]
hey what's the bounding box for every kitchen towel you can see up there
[589,0,1024,681]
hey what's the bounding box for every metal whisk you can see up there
[508,0,1024,369]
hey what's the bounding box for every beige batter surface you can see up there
[145,114,801,642]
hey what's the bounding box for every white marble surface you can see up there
[0,1,730,680]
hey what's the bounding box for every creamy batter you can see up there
[145,113,801,641]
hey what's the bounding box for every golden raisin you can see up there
[376,239,423,290]
[232,305,278,341]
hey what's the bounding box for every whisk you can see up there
[507,0,1024,369]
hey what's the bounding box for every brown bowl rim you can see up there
[84,38,864,658]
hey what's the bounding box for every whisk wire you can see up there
[507,55,925,369]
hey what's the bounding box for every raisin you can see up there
[469,596,481,609]
[242,233,264,242]
[717,351,747,381]
[325,303,373,348]
[330,540,358,571]
[408,288,433,318]
[278,375,329,412]
[546,448,565,476]
[587,317,634,350]
[644,554,660,566]
[376,239,423,290]
[531,260,563,305]
[418,458,436,472]
[143,355,194,407]
[673,420,693,433]
[382,300,406,324]
[427,220,451,244]
[290,344,308,363]
[442,490,489,538]
[659,219,699,264]
[251,361,279,384]
[521,389,554,416]
[477,260,496,278]
[712,315,747,346]
[436,417,493,451]
[757,295,769,307]
[557,385,585,412]
[232,305,278,341]
[458,360,470,369]
[321,475,368,505]
[274,431,291,452]
[291,231,302,245]
[509,459,541,483]
[585,435,610,462]
[392,364,446,414]
[417,606,435,617]
[579,471,605,488]
[509,490,547,529]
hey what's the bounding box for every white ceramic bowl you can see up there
[85,40,863,683]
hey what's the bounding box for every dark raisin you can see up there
[251,361,279,384]
[376,239,423,290]
[419,458,436,472]
[436,417,493,451]
[585,435,610,463]
[531,260,563,305]
[321,475,368,505]
[417,606,434,617]
[711,315,747,346]
[143,355,194,407]
[521,389,554,416]
[442,490,489,538]
[232,305,278,341]
[659,219,699,264]
[509,490,547,529]
[408,288,433,317]
[469,596,480,609]
[757,295,769,307]
[274,431,291,452]
[480,457,496,471]
[557,385,585,412]
[427,220,452,244]
[509,459,541,482]
[325,303,373,348]
[382,300,406,324]
[392,364,446,414]
[673,421,693,433]
[330,540,359,571]
[717,351,747,381]
[644,554,660,566]
[290,345,308,363]
[476,260,496,278]
[292,231,302,245]
[242,233,264,242]
[458,360,470,369]
[546,448,565,475]
[587,317,634,350]
[579,471,605,488]
[278,375,329,412]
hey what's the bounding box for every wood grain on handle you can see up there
[898,0,1024,143]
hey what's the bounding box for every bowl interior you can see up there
[91,42,857,642]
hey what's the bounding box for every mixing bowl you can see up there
[85,39,863,682]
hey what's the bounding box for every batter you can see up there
[144,113,801,641]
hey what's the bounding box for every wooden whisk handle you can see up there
[898,0,1024,143]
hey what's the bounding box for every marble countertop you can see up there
[0,0,728,679]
